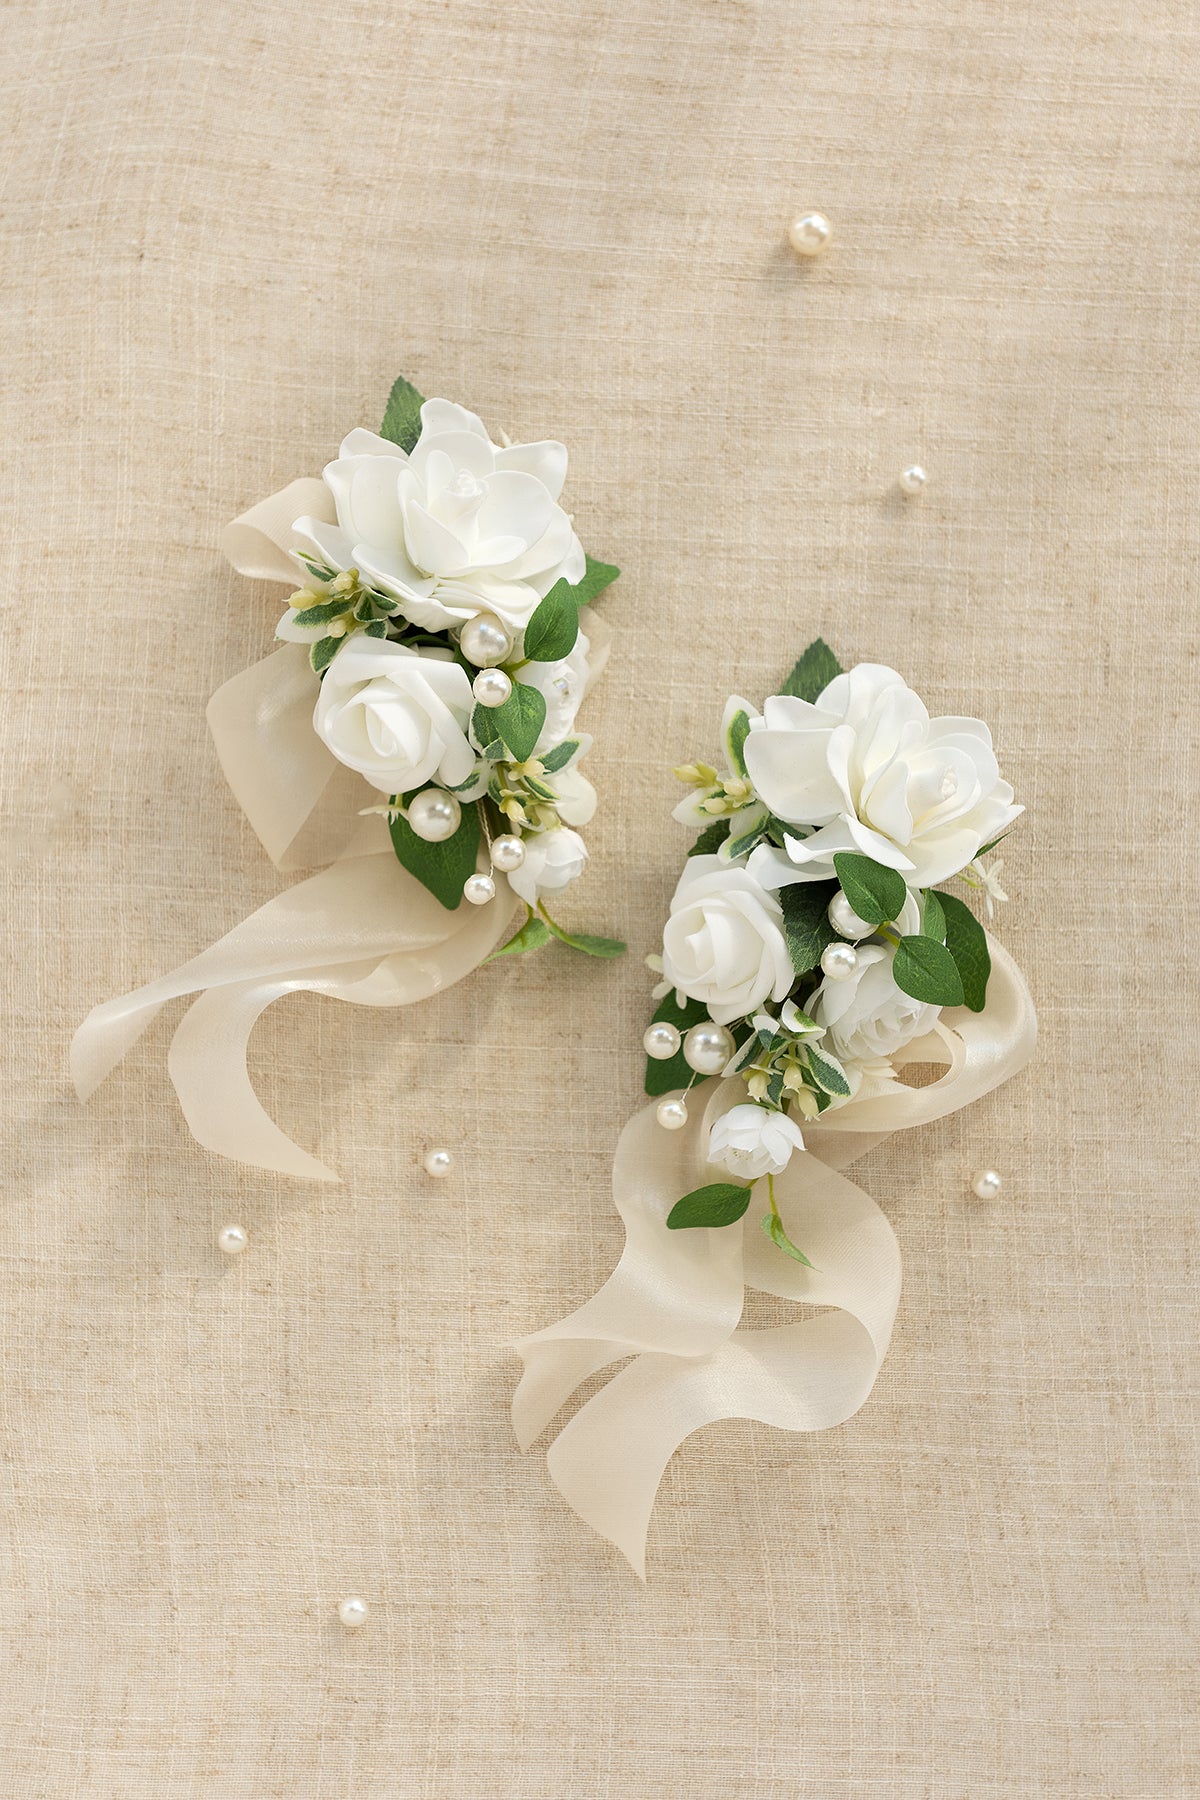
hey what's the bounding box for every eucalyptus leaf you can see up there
[892,934,965,1007]
[833,852,908,927]
[379,375,426,454]
[778,879,838,974]
[388,798,479,910]
[687,819,731,858]
[938,891,991,1012]
[644,991,708,1096]
[761,1211,815,1268]
[921,887,946,943]
[667,1184,753,1230]
[486,910,553,962]
[522,581,579,662]
[779,637,842,704]
[472,682,547,762]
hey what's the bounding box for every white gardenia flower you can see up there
[744,664,1022,889]
[314,638,475,795]
[708,1103,806,1181]
[812,942,941,1064]
[292,400,585,635]
[507,827,588,904]
[660,855,794,1025]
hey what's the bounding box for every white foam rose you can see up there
[292,400,584,635]
[812,942,941,1064]
[744,663,1022,889]
[314,639,475,795]
[708,1103,805,1181]
[507,828,588,904]
[660,856,794,1025]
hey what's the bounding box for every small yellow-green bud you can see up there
[327,618,348,639]
[331,569,358,596]
[793,1087,821,1120]
[747,1072,770,1101]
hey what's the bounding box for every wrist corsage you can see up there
[72,377,624,1180]
[514,640,1035,1576]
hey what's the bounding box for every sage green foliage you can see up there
[487,909,553,961]
[643,990,708,1096]
[833,852,907,927]
[538,908,626,959]
[388,798,479,910]
[938,891,991,1011]
[779,637,843,703]
[778,879,838,974]
[522,580,579,662]
[472,683,547,762]
[688,819,731,857]
[666,1184,752,1230]
[892,933,965,1007]
[379,375,426,453]
[761,1211,815,1268]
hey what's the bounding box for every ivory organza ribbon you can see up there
[72,481,518,1181]
[513,942,1036,1576]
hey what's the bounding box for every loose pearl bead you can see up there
[820,942,859,982]
[971,1167,1002,1201]
[828,892,874,940]
[406,788,462,843]
[423,1148,453,1178]
[682,1021,735,1076]
[463,873,496,906]
[217,1224,248,1256]
[472,668,512,709]
[489,833,525,873]
[788,212,831,256]
[643,1021,681,1061]
[337,1597,368,1628]
[656,1097,689,1131]
[459,614,513,668]
[899,465,927,495]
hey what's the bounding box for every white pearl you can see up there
[899,465,927,495]
[820,942,858,982]
[656,1097,689,1131]
[217,1224,248,1256]
[788,212,831,256]
[472,668,512,709]
[423,1148,453,1178]
[828,892,874,940]
[406,788,462,843]
[489,833,525,873]
[463,873,496,906]
[459,614,513,667]
[682,1022,735,1076]
[337,1596,368,1628]
[971,1167,1002,1201]
[643,1022,681,1061]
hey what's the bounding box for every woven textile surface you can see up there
[1,1,1196,1794]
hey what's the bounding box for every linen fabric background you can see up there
[1,0,1196,1794]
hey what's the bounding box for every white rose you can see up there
[314,639,475,795]
[744,663,1022,889]
[507,827,588,904]
[708,1103,805,1181]
[812,942,941,1063]
[660,856,794,1025]
[291,400,584,635]
[548,764,597,827]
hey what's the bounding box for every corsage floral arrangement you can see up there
[643,637,1021,1263]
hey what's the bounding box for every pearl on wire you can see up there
[217,1224,248,1256]
[682,1022,735,1075]
[423,1148,453,1178]
[459,614,513,667]
[406,788,462,843]
[472,668,512,709]
[899,465,927,496]
[971,1168,1002,1201]
[827,892,874,940]
[463,873,496,906]
[788,212,832,256]
[820,942,859,982]
[489,834,526,873]
[337,1597,368,1628]
[656,1097,689,1131]
[643,1022,681,1061]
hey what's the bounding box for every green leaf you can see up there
[687,820,731,858]
[667,1184,752,1230]
[472,682,547,762]
[723,804,770,862]
[522,581,579,662]
[571,556,620,605]
[539,738,580,774]
[388,797,479,910]
[538,913,626,959]
[310,635,341,675]
[779,638,842,704]
[778,879,838,975]
[761,1211,815,1268]
[976,832,1011,858]
[363,620,388,639]
[725,708,751,778]
[293,597,350,628]
[892,934,965,1007]
[806,1047,851,1097]
[921,888,946,943]
[379,375,426,454]
[644,991,708,1096]
[938,891,991,1013]
[486,909,553,962]
[833,852,908,927]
